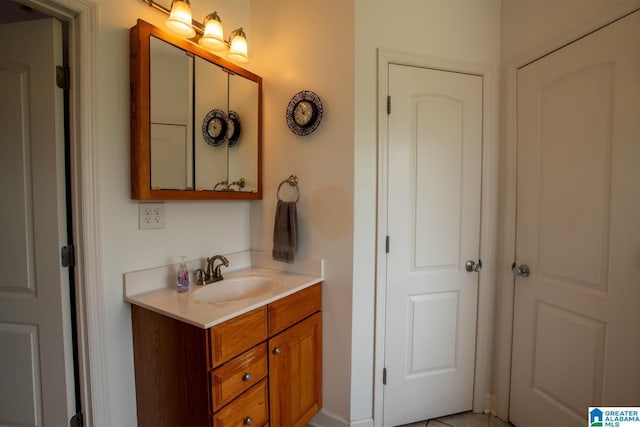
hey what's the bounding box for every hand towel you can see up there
[272,200,298,263]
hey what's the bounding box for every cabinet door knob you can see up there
[273,347,281,355]
[242,373,252,382]
[243,416,254,425]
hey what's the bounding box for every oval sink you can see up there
[192,273,279,304]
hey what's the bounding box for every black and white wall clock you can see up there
[202,108,228,147]
[227,111,242,147]
[286,90,323,136]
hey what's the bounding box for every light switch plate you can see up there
[139,202,165,229]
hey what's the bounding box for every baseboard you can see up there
[308,410,374,427]
[349,417,375,427]
[308,409,350,427]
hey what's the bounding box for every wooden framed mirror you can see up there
[131,19,262,200]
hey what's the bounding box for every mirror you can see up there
[131,19,262,200]
[194,56,228,190]
[228,72,260,191]
[150,36,193,190]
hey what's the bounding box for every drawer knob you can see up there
[242,373,252,382]
[243,416,254,425]
[273,347,281,355]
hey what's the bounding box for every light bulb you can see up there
[227,28,249,63]
[199,12,226,51]
[166,0,196,38]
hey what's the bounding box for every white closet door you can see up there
[511,11,640,427]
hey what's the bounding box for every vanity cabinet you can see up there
[131,283,322,427]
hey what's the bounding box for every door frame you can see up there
[374,49,499,426]
[493,4,640,422]
[18,0,109,425]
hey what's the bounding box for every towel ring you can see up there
[277,175,300,203]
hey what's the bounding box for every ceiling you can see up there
[0,1,49,24]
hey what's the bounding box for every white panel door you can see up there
[383,64,483,426]
[510,11,640,427]
[0,19,75,427]
[151,123,188,189]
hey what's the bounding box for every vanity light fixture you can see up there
[165,0,195,38]
[226,28,249,63]
[141,0,249,63]
[199,12,225,50]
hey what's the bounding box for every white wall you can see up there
[249,1,355,424]
[502,0,640,64]
[354,1,501,424]
[96,1,250,425]
[494,0,640,420]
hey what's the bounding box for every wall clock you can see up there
[227,111,242,147]
[202,108,228,147]
[286,90,323,136]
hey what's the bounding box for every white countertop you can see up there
[124,252,323,329]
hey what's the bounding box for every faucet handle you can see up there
[213,263,227,279]
[193,268,206,286]
[212,255,229,279]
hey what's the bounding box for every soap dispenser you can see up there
[176,256,189,293]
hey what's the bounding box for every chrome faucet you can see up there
[193,255,229,285]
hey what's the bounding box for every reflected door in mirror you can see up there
[150,36,193,190]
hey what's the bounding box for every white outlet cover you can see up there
[139,202,165,229]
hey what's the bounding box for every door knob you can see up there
[465,259,482,272]
[243,416,254,425]
[273,347,281,355]
[512,263,530,277]
[242,373,252,382]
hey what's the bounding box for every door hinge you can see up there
[61,245,75,268]
[387,95,391,114]
[383,367,387,385]
[385,236,390,253]
[56,65,70,90]
[70,412,83,427]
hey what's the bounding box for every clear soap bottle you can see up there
[176,256,189,293]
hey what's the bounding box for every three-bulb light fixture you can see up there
[142,0,249,63]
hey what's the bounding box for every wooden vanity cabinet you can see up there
[131,283,322,427]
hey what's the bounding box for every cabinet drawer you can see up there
[212,378,268,427]
[209,307,267,368]
[268,283,321,336]
[211,343,268,411]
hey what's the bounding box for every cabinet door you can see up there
[269,312,322,427]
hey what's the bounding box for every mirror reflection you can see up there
[150,36,193,190]
[194,56,228,190]
[228,72,259,191]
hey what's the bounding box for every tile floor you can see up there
[398,411,513,427]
